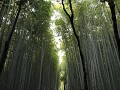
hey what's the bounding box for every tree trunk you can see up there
[62,0,88,90]
[108,0,120,57]
[0,1,22,75]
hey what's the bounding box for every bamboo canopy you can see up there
[0,0,120,90]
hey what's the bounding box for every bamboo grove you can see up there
[0,0,120,90]
[0,0,59,90]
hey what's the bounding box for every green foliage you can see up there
[0,0,59,90]
[0,0,120,90]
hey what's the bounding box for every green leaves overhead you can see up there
[0,0,120,90]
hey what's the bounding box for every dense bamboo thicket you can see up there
[57,0,120,90]
[0,0,120,90]
[0,0,59,90]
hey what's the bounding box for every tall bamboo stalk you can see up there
[62,0,88,90]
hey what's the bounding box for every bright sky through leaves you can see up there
[50,10,64,64]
